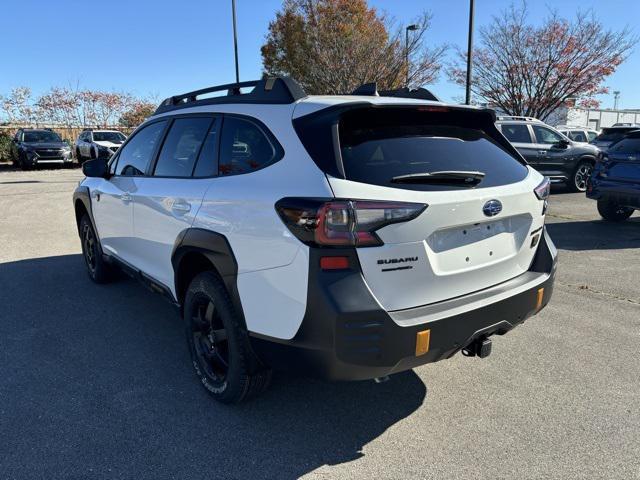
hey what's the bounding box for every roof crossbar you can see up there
[154,76,307,115]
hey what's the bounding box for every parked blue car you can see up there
[587,130,640,221]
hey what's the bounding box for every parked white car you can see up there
[73,77,557,403]
[555,125,599,144]
[74,129,127,163]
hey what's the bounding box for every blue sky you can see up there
[3,0,639,109]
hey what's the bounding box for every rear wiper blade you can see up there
[390,170,485,185]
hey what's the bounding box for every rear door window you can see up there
[501,124,533,143]
[338,108,528,191]
[153,117,212,177]
[218,117,279,176]
[587,131,598,142]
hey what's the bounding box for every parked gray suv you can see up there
[496,116,600,192]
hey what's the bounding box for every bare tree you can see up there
[261,0,447,94]
[449,2,637,120]
[0,87,40,125]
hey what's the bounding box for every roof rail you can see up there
[154,76,307,115]
[496,115,543,123]
[350,82,439,101]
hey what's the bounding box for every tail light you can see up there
[534,177,550,200]
[534,177,550,216]
[275,198,427,247]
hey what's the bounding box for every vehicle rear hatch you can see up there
[592,127,639,151]
[599,134,640,205]
[294,103,547,311]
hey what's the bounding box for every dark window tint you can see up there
[154,117,212,177]
[501,124,532,143]
[115,121,166,176]
[219,117,276,176]
[23,130,62,143]
[569,131,587,142]
[193,119,219,177]
[93,131,126,143]
[532,125,564,145]
[594,128,638,143]
[339,110,528,191]
[609,137,640,154]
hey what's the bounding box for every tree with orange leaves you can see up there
[261,0,447,94]
[449,3,636,120]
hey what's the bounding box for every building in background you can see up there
[546,103,640,131]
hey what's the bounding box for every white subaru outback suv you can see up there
[73,77,557,403]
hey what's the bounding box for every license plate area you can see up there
[426,214,531,274]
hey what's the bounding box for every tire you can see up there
[597,199,634,222]
[79,214,114,283]
[184,271,272,404]
[19,153,32,171]
[76,148,83,163]
[569,160,593,192]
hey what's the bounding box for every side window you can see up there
[154,117,213,177]
[532,125,564,145]
[115,121,166,176]
[193,118,220,177]
[587,131,598,142]
[501,124,532,144]
[219,117,278,176]
[570,131,587,142]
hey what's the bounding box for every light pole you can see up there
[231,0,240,83]
[405,24,418,88]
[465,0,475,105]
[613,91,620,110]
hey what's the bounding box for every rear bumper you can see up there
[587,174,640,208]
[250,228,558,381]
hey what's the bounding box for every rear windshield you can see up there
[336,108,528,191]
[595,128,638,143]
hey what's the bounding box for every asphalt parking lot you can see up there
[1,166,639,480]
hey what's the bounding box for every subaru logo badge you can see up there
[483,200,502,217]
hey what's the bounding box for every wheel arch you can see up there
[577,155,596,166]
[171,228,247,328]
[73,186,93,235]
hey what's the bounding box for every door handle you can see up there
[120,192,132,203]
[538,150,547,155]
[171,200,191,213]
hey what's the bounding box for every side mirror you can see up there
[82,158,109,178]
[556,139,570,148]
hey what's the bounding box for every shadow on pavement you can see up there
[546,218,640,251]
[0,254,427,479]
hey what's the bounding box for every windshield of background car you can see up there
[93,132,126,143]
[23,131,62,143]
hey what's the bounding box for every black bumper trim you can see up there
[250,228,557,381]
